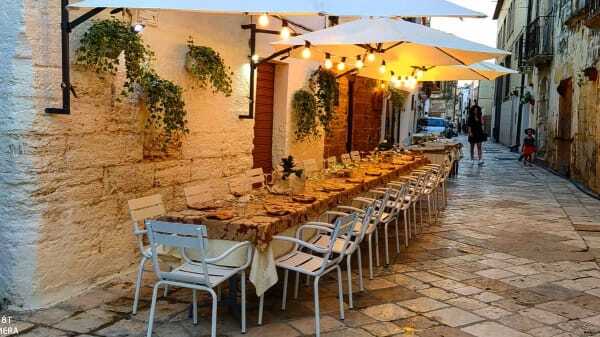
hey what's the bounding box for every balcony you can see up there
[525,16,554,66]
[563,0,595,26]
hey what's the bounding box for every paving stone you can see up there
[394,315,439,330]
[53,308,117,333]
[397,297,449,313]
[236,323,300,337]
[405,272,444,283]
[557,320,600,336]
[536,300,596,319]
[586,288,600,297]
[470,291,503,303]
[498,314,546,332]
[430,279,466,290]
[445,297,489,311]
[476,269,517,280]
[385,274,430,290]
[568,294,600,312]
[505,265,540,276]
[583,314,600,327]
[452,286,483,296]
[341,310,377,328]
[479,259,515,269]
[519,308,569,325]
[423,307,484,327]
[22,307,75,325]
[484,253,517,260]
[473,306,512,319]
[289,315,345,335]
[462,321,532,337]
[321,327,373,337]
[361,321,404,336]
[96,318,148,337]
[417,287,458,301]
[528,284,584,301]
[420,325,476,337]
[527,326,565,337]
[15,327,72,337]
[554,278,600,292]
[361,303,415,321]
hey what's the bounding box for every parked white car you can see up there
[417,117,448,135]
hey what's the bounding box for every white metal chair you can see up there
[127,194,166,315]
[246,167,268,188]
[314,207,375,308]
[325,156,338,171]
[262,214,356,337]
[350,151,361,162]
[228,176,253,196]
[340,153,352,166]
[302,158,320,179]
[145,220,252,337]
[184,182,218,207]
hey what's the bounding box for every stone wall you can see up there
[0,2,322,309]
[351,77,383,152]
[324,77,349,159]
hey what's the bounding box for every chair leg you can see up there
[294,272,300,299]
[258,295,264,326]
[314,275,321,337]
[403,211,409,247]
[368,234,374,279]
[427,196,432,225]
[209,288,218,337]
[336,265,345,321]
[163,285,169,298]
[241,271,247,333]
[394,217,400,254]
[146,281,162,337]
[192,289,198,324]
[133,256,147,315]
[357,248,364,291]
[384,223,390,266]
[282,270,289,310]
[346,255,353,309]
[412,203,417,235]
[375,227,380,267]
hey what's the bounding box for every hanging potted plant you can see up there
[309,68,339,135]
[185,38,233,96]
[292,89,320,141]
[388,87,408,111]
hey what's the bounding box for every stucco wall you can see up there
[0,2,322,309]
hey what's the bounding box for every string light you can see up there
[251,54,260,63]
[258,13,270,27]
[380,82,386,89]
[302,41,311,59]
[379,60,386,74]
[324,53,333,69]
[415,69,424,79]
[367,50,376,62]
[390,71,398,82]
[280,20,291,40]
[355,55,364,69]
[337,57,347,71]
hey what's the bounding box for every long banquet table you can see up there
[161,155,429,296]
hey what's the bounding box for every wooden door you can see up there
[556,78,573,176]
[252,63,275,173]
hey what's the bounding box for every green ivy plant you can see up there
[76,18,153,96]
[139,68,189,147]
[309,68,339,135]
[76,18,188,149]
[388,87,408,111]
[292,89,319,141]
[186,38,233,96]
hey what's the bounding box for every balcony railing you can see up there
[586,0,600,27]
[525,16,554,66]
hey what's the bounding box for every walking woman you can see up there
[468,100,486,165]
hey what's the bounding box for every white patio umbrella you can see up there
[271,18,509,73]
[358,61,518,82]
[68,0,486,18]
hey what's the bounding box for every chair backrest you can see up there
[302,159,319,176]
[350,151,361,162]
[146,220,210,284]
[320,213,358,272]
[372,190,391,223]
[184,183,216,206]
[326,156,337,169]
[246,168,266,187]
[354,206,375,244]
[340,153,352,166]
[229,176,252,195]
[128,194,166,255]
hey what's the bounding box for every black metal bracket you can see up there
[45,0,105,114]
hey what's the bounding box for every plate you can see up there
[346,178,364,184]
[365,171,383,177]
[292,195,317,204]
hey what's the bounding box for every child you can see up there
[521,128,537,166]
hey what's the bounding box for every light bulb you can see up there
[380,83,386,89]
[379,61,386,74]
[251,54,260,63]
[390,72,398,82]
[416,69,424,79]
[325,57,333,69]
[355,56,364,69]
[367,52,376,62]
[337,57,346,71]
[280,21,291,40]
[302,47,311,59]
[258,13,270,27]
[132,23,145,33]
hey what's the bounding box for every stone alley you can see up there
[5,140,600,337]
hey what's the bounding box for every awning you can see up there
[271,18,509,71]
[68,0,486,18]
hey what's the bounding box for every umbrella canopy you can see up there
[358,61,518,81]
[271,18,509,71]
[68,0,486,17]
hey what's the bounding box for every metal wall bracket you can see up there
[45,0,105,114]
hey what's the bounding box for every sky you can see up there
[430,0,498,49]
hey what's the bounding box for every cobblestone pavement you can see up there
[6,140,600,337]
